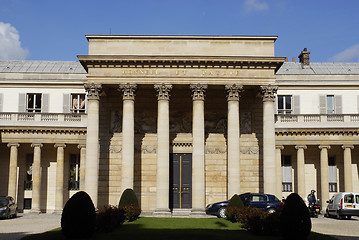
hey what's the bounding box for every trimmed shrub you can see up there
[225,206,241,223]
[61,191,96,239]
[96,205,125,232]
[280,193,311,240]
[119,188,139,207]
[227,194,244,208]
[118,188,141,221]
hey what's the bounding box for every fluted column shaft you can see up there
[275,145,284,198]
[191,84,207,213]
[120,84,137,194]
[78,145,86,191]
[84,83,102,207]
[295,145,307,199]
[31,143,43,213]
[154,84,172,213]
[260,85,278,195]
[319,145,330,205]
[342,145,354,192]
[55,144,66,212]
[7,143,20,200]
[225,84,243,198]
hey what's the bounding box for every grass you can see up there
[22,217,336,240]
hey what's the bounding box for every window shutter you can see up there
[63,94,70,113]
[329,166,337,183]
[293,95,300,114]
[282,166,292,182]
[275,96,278,114]
[319,95,326,114]
[18,93,26,112]
[42,94,49,113]
[0,93,3,112]
[335,95,342,114]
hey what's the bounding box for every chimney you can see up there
[298,48,310,65]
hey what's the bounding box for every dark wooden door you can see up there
[169,153,192,209]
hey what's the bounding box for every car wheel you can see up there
[13,211,17,218]
[267,208,276,214]
[218,207,226,218]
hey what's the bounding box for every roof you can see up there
[277,62,359,75]
[0,61,86,74]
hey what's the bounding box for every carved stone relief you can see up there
[111,110,122,133]
[241,112,252,134]
[169,111,192,133]
[134,112,156,134]
[239,146,259,154]
[205,112,227,133]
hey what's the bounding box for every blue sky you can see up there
[0,0,358,62]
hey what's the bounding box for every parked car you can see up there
[0,196,17,219]
[205,193,283,218]
[325,192,359,219]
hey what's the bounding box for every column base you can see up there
[191,208,207,218]
[153,208,172,217]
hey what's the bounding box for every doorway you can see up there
[169,153,192,209]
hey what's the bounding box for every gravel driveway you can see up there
[311,215,359,240]
[0,213,61,240]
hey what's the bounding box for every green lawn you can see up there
[22,217,336,240]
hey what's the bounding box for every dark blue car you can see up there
[205,193,283,218]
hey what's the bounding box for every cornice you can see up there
[85,35,279,41]
[276,128,359,136]
[78,55,285,71]
[0,127,87,134]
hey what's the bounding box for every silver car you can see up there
[325,192,359,219]
[0,196,17,219]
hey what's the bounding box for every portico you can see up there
[78,35,284,213]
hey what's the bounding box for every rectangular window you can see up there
[27,93,42,112]
[69,154,80,190]
[281,155,292,192]
[24,154,33,190]
[326,95,335,114]
[277,95,292,114]
[70,94,86,113]
[329,157,337,192]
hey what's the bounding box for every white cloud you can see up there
[0,22,29,60]
[244,0,269,13]
[330,43,359,62]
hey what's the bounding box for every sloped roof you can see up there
[277,62,359,75]
[0,61,86,74]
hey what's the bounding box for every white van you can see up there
[325,192,359,219]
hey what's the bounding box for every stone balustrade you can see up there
[275,114,359,129]
[0,112,87,128]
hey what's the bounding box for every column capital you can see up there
[295,145,307,150]
[77,144,86,149]
[225,84,243,101]
[54,143,66,149]
[190,83,208,101]
[7,143,20,148]
[276,145,284,150]
[342,144,354,150]
[119,83,137,100]
[84,82,102,100]
[31,143,43,148]
[154,83,172,100]
[318,145,331,150]
[260,85,278,102]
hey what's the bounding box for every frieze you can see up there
[205,146,226,154]
[172,142,192,147]
[141,145,157,154]
[240,146,259,154]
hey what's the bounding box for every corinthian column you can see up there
[275,145,284,198]
[190,83,207,214]
[260,85,277,195]
[54,143,66,213]
[119,83,137,194]
[31,143,43,213]
[7,143,20,200]
[295,145,307,199]
[319,145,330,205]
[78,144,86,191]
[225,84,243,198]
[342,145,354,192]
[154,83,172,214]
[84,82,102,207]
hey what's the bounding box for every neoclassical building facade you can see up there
[0,36,358,215]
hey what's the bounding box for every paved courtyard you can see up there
[0,214,358,240]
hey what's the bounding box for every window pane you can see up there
[285,96,292,110]
[327,95,334,114]
[344,194,354,203]
[278,96,283,109]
